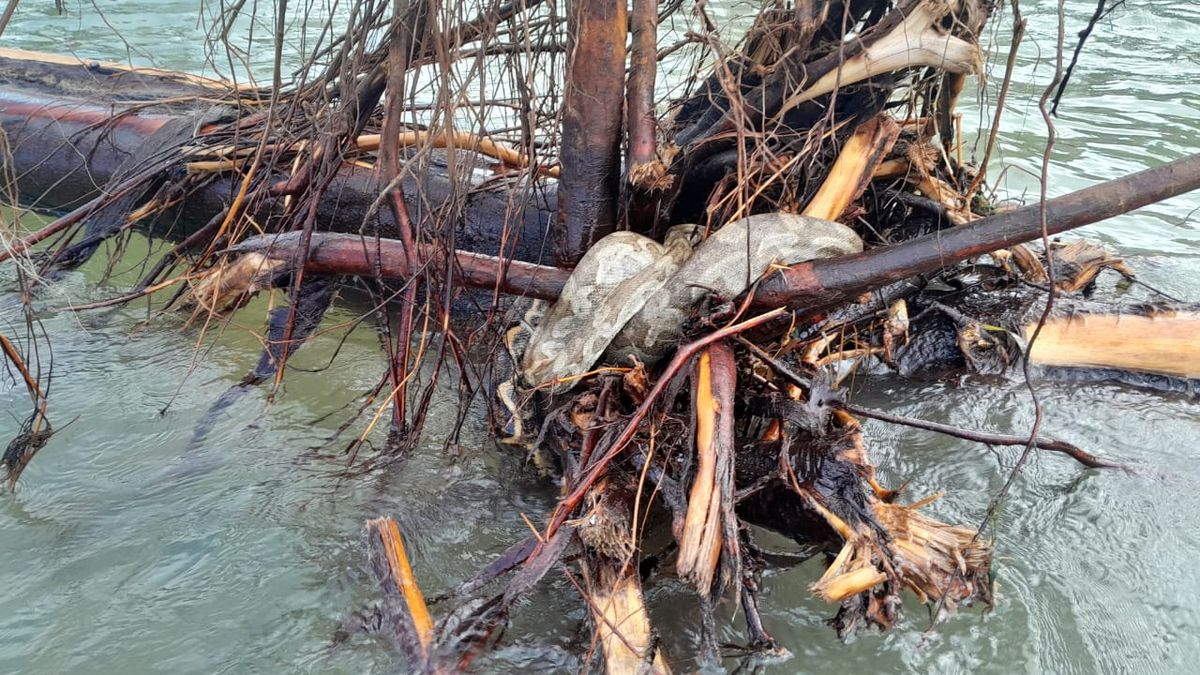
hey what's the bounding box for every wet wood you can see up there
[582,557,671,674]
[1027,312,1200,379]
[0,85,556,266]
[750,152,1200,312]
[556,0,627,266]
[366,517,435,662]
[677,341,737,597]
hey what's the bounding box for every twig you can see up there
[1050,0,1125,116]
[841,404,1124,470]
[966,10,1026,201]
[732,335,1121,470]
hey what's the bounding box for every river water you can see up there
[1,1,1199,673]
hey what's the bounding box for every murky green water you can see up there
[2,1,1200,673]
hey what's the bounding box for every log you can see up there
[555,0,627,266]
[6,51,1200,323]
[1026,312,1200,379]
[0,46,247,99]
[0,57,556,266]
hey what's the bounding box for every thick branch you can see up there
[240,154,1200,312]
[749,152,1200,312]
[232,232,570,300]
[556,0,627,266]
[625,0,658,178]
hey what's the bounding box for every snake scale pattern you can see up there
[520,213,864,391]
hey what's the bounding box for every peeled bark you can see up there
[366,517,437,666]
[1026,312,1200,379]
[581,556,671,674]
[234,154,1200,316]
[5,52,1200,325]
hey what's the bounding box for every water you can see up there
[2,1,1199,673]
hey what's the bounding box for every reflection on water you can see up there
[2,1,1199,673]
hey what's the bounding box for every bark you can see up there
[555,0,627,266]
[625,0,659,181]
[0,82,556,265]
[238,153,1200,316]
[233,231,570,300]
[750,152,1200,312]
[5,52,1200,324]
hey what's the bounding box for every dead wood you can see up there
[750,152,1200,312]
[556,0,627,266]
[219,153,1200,324]
[366,517,437,668]
[1027,311,1200,381]
[677,341,738,599]
[1,0,1196,667]
[580,556,671,674]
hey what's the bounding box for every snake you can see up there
[495,212,863,444]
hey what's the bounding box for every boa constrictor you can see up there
[520,212,864,392]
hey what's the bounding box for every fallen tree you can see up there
[2,0,1198,671]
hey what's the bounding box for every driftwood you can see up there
[556,0,627,266]
[2,0,1197,669]
[6,52,1199,319]
[750,152,1200,312]
[365,517,437,668]
[226,153,1200,313]
[0,70,555,266]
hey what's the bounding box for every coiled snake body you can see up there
[497,212,862,442]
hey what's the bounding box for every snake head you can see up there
[664,223,704,249]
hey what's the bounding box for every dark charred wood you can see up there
[865,185,958,243]
[733,437,855,550]
[669,0,879,147]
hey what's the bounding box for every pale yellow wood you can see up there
[1026,312,1200,379]
[677,349,722,594]
[587,564,671,675]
